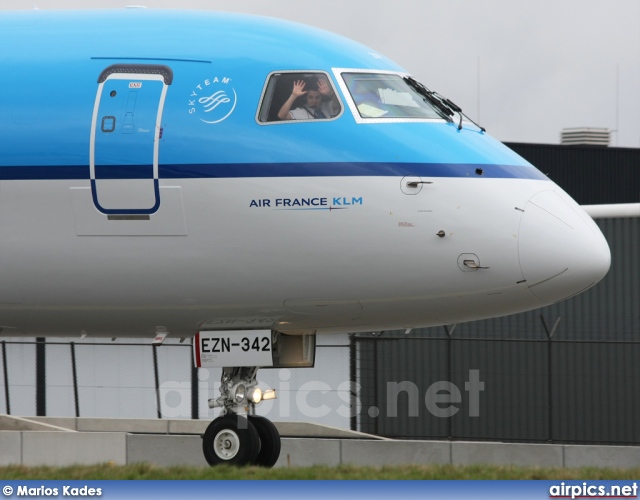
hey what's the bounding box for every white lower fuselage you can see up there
[0,175,609,337]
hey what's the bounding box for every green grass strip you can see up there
[0,463,639,480]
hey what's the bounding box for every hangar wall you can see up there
[507,142,640,205]
[354,144,640,444]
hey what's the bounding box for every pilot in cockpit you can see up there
[277,78,340,120]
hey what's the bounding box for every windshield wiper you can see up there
[404,76,486,133]
[404,76,453,121]
[433,91,486,133]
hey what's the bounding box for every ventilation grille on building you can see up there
[561,128,610,146]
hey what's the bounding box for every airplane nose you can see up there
[518,190,611,304]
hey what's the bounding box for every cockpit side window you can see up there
[339,72,446,121]
[257,72,342,123]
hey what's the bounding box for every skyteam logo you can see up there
[188,76,237,124]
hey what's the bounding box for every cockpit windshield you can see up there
[341,72,447,120]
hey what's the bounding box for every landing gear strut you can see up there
[195,330,315,467]
[202,367,280,467]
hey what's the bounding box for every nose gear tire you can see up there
[248,415,281,467]
[202,415,259,466]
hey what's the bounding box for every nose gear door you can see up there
[90,64,173,215]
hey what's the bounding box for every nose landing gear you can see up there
[195,330,315,467]
[201,366,281,467]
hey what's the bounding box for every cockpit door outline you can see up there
[90,64,173,215]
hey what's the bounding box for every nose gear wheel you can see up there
[202,414,259,466]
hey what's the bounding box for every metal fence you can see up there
[1,340,192,420]
[4,332,640,445]
[0,337,352,429]
[352,333,640,445]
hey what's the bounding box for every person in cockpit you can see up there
[277,78,340,120]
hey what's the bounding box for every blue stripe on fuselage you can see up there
[0,162,549,181]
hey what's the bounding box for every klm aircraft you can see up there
[0,8,610,466]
